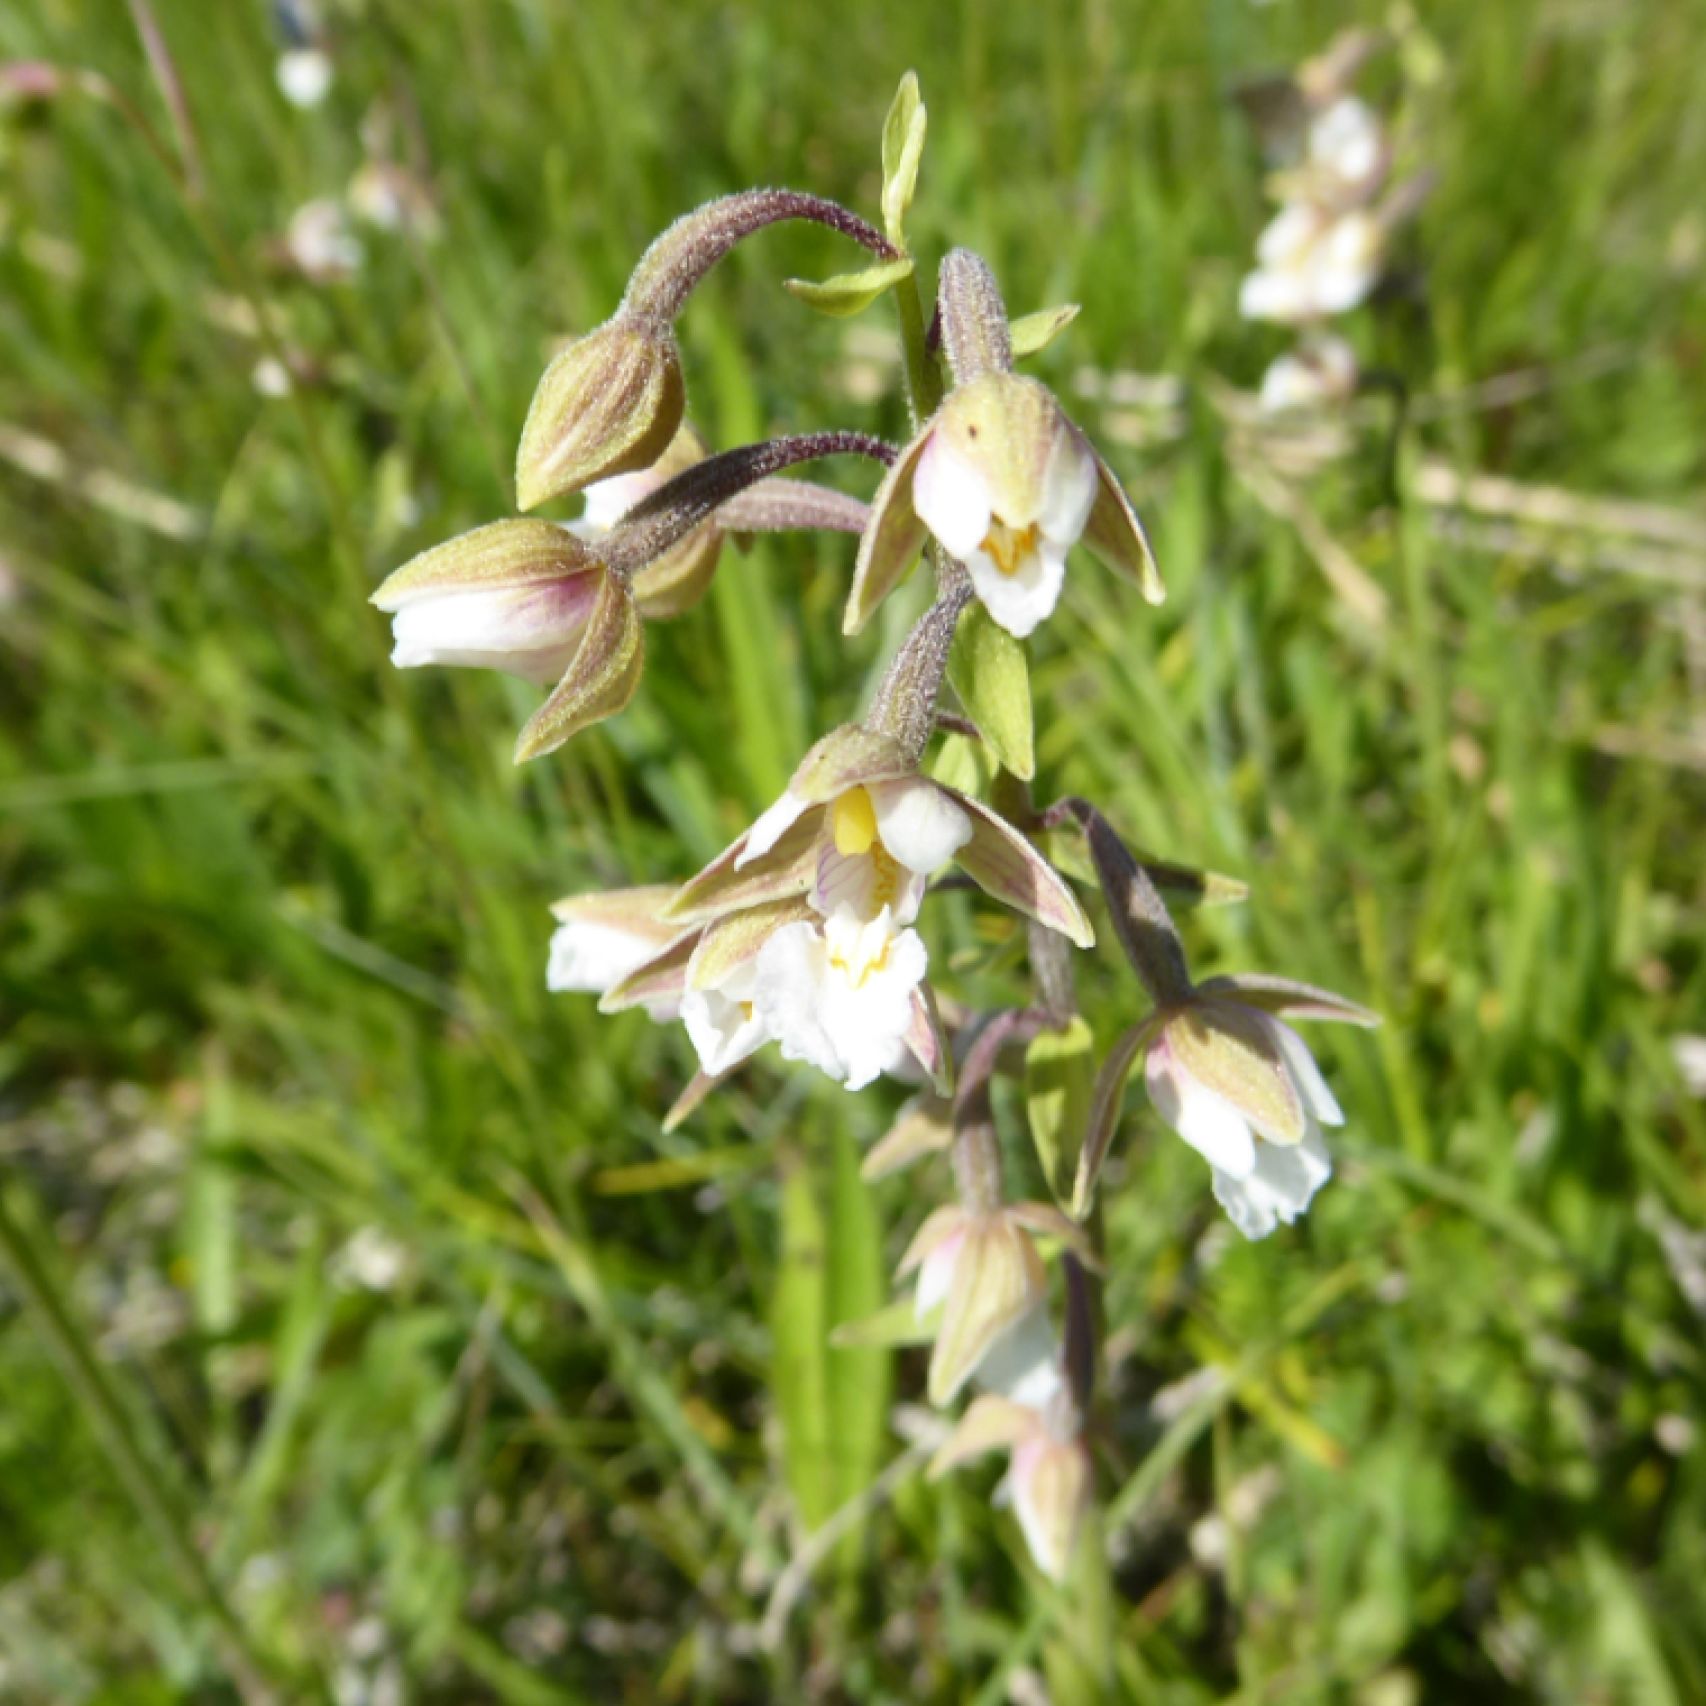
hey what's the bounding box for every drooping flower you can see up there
[1302,95,1386,199]
[370,519,642,761]
[665,723,1094,948]
[1143,977,1375,1239]
[846,372,1162,638]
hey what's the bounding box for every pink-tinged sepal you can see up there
[513,570,644,761]
[1081,444,1164,605]
[843,423,934,635]
[947,790,1095,948]
[1195,972,1379,1027]
[904,983,955,1096]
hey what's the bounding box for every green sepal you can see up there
[1009,303,1081,360]
[880,72,928,243]
[947,601,1035,780]
[783,256,915,318]
[1024,1016,1096,1205]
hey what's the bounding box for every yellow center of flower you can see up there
[829,934,893,990]
[831,787,878,856]
[982,517,1040,577]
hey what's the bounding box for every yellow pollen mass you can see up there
[981,517,1041,578]
[832,787,878,856]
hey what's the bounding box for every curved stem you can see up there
[623,189,899,321]
[864,554,973,760]
[601,432,894,576]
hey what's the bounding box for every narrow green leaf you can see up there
[1024,1016,1096,1204]
[772,1150,832,1531]
[880,72,926,241]
[783,256,916,318]
[825,1127,890,1573]
[947,601,1035,779]
[1009,303,1081,360]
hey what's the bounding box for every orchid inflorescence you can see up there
[370,74,1377,1586]
[1236,28,1432,414]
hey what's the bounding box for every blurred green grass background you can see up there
[2,0,1704,1699]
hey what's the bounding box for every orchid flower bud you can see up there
[370,519,643,762]
[515,314,686,510]
[899,1201,1091,1404]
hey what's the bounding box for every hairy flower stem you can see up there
[622,189,899,322]
[864,554,973,760]
[938,248,1014,385]
[602,432,894,577]
[1042,797,1193,1006]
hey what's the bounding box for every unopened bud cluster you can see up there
[368,72,1379,1588]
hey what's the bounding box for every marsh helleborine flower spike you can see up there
[845,248,1161,638]
[370,519,643,762]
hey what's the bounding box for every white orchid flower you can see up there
[665,723,1094,950]
[751,904,928,1090]
[1239,202,1384,325]
[371,519,643,761]
[844,372,1162,639]
[1140,979,1376,1239]
[1306,95,1385,195]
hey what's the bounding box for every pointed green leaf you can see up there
[947,601,1034,780]
[1024,1016,1096,1205]
[783,256,915,318]
[1009,303,1081,360]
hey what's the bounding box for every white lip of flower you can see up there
[384,575,601,685]
[548,919,682,1021]
[738,776,972,926]
[1307,96,1384,191]
[681,959,769,1077]
[1145,1003,1343,1240]
[567,465,672,537]
[912,419,1097,639]
[1239,203,1382,325]
[1258,333,1359,413]
[750,904,928,1091]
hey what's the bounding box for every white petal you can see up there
[974,1304,1064,1409]
[1146,1042,1258,1177]
[914,431,993,559]
[1211,1125,1332,1240]
[1254,203,1322,269]
[815,919,929,1091]
[964,541,1066,639]
[545,920,666,995]
[1240,267,1308,326]
[736,790,812,869]
[752,922,842,1078]
[388,580,596,684]
[680,962,767,1076]
[916,1230,966,1319]
[1037,425,1097,549]
[276,48,332,109]
[813,843,927,924]
[1260,1014,1344,1126]
[579,467,665,532]
[1309,96,1382,186]
[867,777,973,875]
